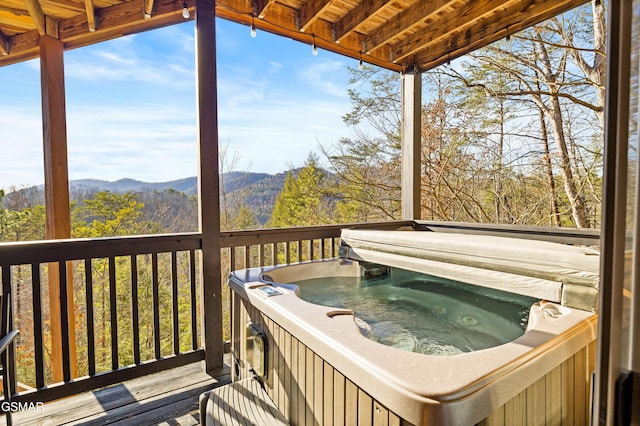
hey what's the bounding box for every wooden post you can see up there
[593,0,634,423]
[195,0,224,373]
[401,67,422,220]
[40,35,77,382]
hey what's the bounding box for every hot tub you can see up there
[229,230,599,425]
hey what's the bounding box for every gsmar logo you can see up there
[1,401,44,412]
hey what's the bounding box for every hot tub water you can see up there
[295,269,536,356]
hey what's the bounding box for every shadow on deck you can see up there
[7,357,231,426]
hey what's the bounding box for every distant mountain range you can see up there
[68,177,200,195]
[7,171,292,225]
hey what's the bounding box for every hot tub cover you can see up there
[340,229,600,311]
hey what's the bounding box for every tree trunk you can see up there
[547,92,589,227]
[536,34,590,228]
[538,106,562,226]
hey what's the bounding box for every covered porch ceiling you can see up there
[0,0,588,71]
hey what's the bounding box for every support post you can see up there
[195,0,223,374]
[40,35,77,382]
[401,67,422,220]
[594,0,640,422]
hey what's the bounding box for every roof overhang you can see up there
[0,0,589,71]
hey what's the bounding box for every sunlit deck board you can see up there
[8,358,231,426]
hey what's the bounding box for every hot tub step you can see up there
[199,377,289,426]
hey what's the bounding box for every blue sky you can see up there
[0,19,363,189]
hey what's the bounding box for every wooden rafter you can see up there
[0,31,9,55]
[0,8,36,30]
[84,0,96,32]
[23,0,46,35]
[254,0,277,19]
[297,0,333,33]
[0,0,590,72]
[215,0,401,71]
[413,0,585,70]
[364,0,452,54]
[144,0,155,18]
[333,0,393,44]
[392,0,521,64]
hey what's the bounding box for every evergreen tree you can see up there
[74,190,157,237]
[268,153,333,227]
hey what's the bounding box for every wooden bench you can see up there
[199,378,288,426]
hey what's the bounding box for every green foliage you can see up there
[74,190,154,237]
[268,153,334,227]
[0,204,46,242]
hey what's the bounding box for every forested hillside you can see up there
[1,171,291,237]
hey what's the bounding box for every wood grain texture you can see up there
[0,0,588,72]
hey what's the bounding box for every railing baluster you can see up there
[320,238,326,259]
[171,252,180,355]
[297,240,302,262]
[152,253,161,359]
[131,255,140,365]
[59,261,71,382]
[108,257,118,371]
[285,242,291,264]
[32,264,45,388]
[0,234,207,401]
[84,259,96,376]
[230,246,236,272]
[190,250,198,351]
[3,265,16,397]
[270,243,276,266]
[308,239,314,261]
[1,264,10,294]
[259,244,265,267]
[244,245,250,269]
[331,237,337,257]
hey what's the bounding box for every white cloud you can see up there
[269,61,283,74]
[299,60,350,98]
[218,94,352,172]
[0,107,44,188]
[0,19,362,188]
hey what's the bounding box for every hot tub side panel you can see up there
[232,292,411,426]
[476,339,596,426]
[232,292,596,426]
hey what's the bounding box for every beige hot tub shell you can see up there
[230,258,597,425]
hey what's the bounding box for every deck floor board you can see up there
[6,358,231,426]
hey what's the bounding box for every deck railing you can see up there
[0,221,600,404]
[0,233,205,403]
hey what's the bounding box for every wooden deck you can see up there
[6,358,231,426]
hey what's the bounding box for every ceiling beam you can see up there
[0,31,9,55]
[0,9,35,31]
[297,0,333,33]
[45,15,59,38]
[392,0,520,64]
[59,0,183,46]
[333,0,393,44]
[0,30,39,66]
[412,0,586,71]
[84,0,96,31]
[364,0,451,54]
[23,0,46,35]
[254,0,277,19]
[215,0,401,71]
[144,0,155,18]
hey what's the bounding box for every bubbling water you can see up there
[295,269,536,356]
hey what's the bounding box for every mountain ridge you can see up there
[5,172,292,225]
